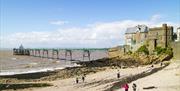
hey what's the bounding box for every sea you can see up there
[0,49,108,76]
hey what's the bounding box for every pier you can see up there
[13,47,108,61]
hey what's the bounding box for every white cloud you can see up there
[50,20,68,25]
[1,15,179,48]
[150,14,163,22]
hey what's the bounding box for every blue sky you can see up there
[0,0,180,48]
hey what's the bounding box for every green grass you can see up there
[137,45,149,55]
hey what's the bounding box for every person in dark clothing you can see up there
[76,77,79,83]
[117,72,120,78]
[82,74,86,82]
[132,83,137,91]
[82,76,85,82]
[160,62,163,66]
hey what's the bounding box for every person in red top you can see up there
[122,83,129,91]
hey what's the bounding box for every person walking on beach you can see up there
[76,77,79,84]
[160,62,163,66]
[82,74,86,82]
[117,70,120,79]
[122,83,129,91]
[132,83,137,91]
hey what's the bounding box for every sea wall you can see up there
[171,42,180,60]
[108,46,125,58]
[104,64,168,91]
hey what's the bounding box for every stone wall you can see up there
[171,42,180,60]
[105,65,168,91]
[108,46,125,58]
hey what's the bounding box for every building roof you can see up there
[125,25,148,34]
[126,27,136,34]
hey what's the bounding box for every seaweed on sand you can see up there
[0,83,52,90]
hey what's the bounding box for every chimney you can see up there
[162,23,167,28]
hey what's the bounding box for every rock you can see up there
[143,86,157,89]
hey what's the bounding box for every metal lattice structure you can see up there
[13,47,108,61]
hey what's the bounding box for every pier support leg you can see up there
[43,50,48,58]
[52,50,59,59]
[65,50,72,61]
[83,50,91,61]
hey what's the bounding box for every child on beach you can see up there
[132,83,137,91]
[122,83,129,91]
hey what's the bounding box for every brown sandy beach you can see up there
[2,65,152,91]
[0,63,168,91]
[2,60,178,91]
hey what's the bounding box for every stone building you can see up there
[125,25,148,51]
[108,24,174,58]
[148,24,173,53]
